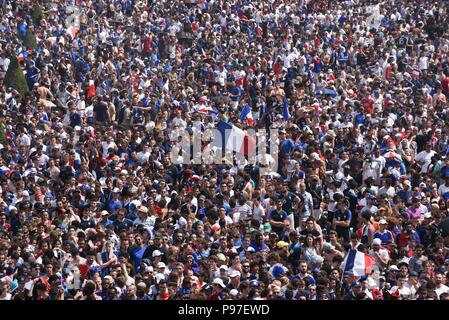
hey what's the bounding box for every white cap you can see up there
[216,253,226,262]
[212,278,226,288]
[145,266,154,273]
[372,238,382,246]
[154,273,165,283]
[379,219,388,225]
[157,262,166,269]
[219,265,228,271]
[424,212,432,219]
[229,271,241,278]
[389,265,399,271]
[230,289,239,296]
[152,250,163,258]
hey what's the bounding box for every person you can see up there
[268,199,288,239]
[374,219,394,247]
[359,211,375,246]
[389,274,412,300]
[131,234,148,274]
[408,245,428,274]
[369,238,390,271]
[332,200,352,243]
[434,272,449,299]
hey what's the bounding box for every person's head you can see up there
[371,238,382,251]
[379,219,388,230]
[414,244,424,257]
[351,281,362,294]
[305,217,315,230]
[435,272,444,286]
[271,285,282,299]
[275,198,283,209]
[299,260,308,274]
[396,274,408,288]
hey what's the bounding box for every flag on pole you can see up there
[216,120,256,157]
[87,80,95,98]
[239,104,255,126]
[341,249,376,276]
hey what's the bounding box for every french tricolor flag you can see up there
[216,120,256,157]
[239,104,255,126]
[341,249,376,276]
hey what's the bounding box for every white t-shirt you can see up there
[435,284,449,299]
[415,150,436,173]
[251,203,265,222]
[101,141,117,157]
[438,184,449,196]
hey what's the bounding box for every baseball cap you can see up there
[409,271,419,277]
[229,289,239,296]
[152,250,163,258]
[249,280,259,288]
[216,253,226,262]
[229,271,241,278]
[145,266,154,273]
[379,219,388,225]
[351,281,362,287]
[372,238,382,246]
[219,265,228,271]
[138,206,149,214]
[263,223,271,233]
[276,241,288,249]
[212,278,226,288]
[101,210,109,216]
[154,273,165,283]
[423,212,432,219]
[389,265,399,271]
[157,262,166,269]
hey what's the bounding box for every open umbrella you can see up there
[315,89,338,98]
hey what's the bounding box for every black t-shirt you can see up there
[94,102,109,122]
[279,192,295,214]
[299,228,322,241]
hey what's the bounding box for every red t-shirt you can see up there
[441,76,449,93]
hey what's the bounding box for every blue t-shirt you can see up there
[374,230,394,246]
[132,245,148,273]
[249,242,269,253]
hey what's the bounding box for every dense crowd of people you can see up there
[1,0,449,300]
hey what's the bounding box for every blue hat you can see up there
[272,265,285,278]
[249,280,259,288]
[351,281,362,287]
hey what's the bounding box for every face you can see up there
[299,262,308,274]
[352,285,362,294]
